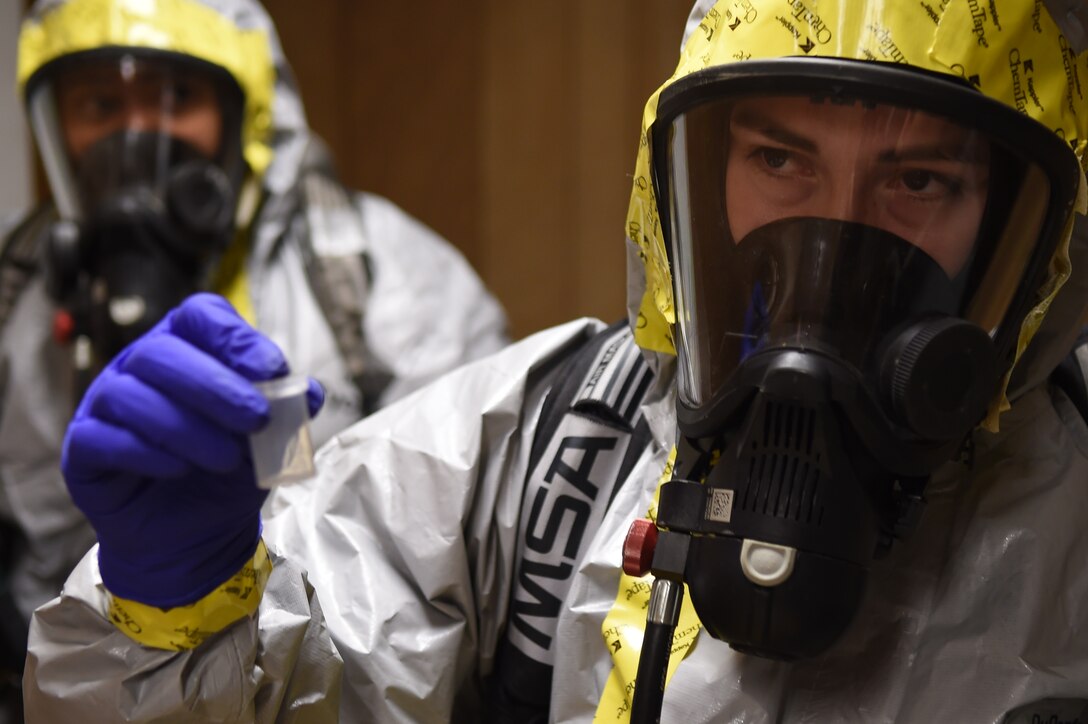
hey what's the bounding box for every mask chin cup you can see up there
[686,534,867,660]
[880,315,999,440]
[661,324,992,661]
[665,380,885,660]
[92,248,196,353]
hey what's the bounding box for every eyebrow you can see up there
[59,70,119,88]
[875,145,988,165]
[730,106,988,165]
[731,108,818,153]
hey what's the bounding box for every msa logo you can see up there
[509,431,626,662]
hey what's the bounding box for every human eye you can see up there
[166,74,216,113]
[62,86,122,123]
[889,167,964,201]
[877,161,988,254]
[750,146,810,177]
[167,79,193,107]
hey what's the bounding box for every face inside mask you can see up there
[26,51,246,376]
[55,56,225,161]
[725,96,990,276]
[642,61,1082,661]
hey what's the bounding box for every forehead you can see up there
[730,95,976,144]
[53,56,207,92]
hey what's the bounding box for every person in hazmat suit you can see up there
[23,0,1088,721]
[0,0,507,714]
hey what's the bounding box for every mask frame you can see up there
[23,47,248,224]
[651,59,1083,455]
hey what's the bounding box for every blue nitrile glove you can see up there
[62,293,324,607]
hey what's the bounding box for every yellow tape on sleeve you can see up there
[106,539,272,651]
[594,448,704,722]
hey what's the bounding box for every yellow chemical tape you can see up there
[982,169,1087,430]
[628,0,1088,404]
[107,539,272,651]
[213,231,256,325]
[18,0,276,175]
[595,448,704,722]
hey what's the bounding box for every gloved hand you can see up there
[62,293,324,607]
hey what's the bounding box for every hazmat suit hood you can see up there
[615,0,1088,696]
[18,0,316,242]
[16,0,341,371]
[625,0,1088,429]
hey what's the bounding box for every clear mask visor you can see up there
[664,94,1052,406]
[25,52,242,222]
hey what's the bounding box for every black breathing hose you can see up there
[630,578,684,724]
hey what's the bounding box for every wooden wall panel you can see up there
[262,2,489,266]
[480,3,578,335]
[261,0,691,339]
[567,3,692,328]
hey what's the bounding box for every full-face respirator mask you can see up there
[622,59,1084,721]
[24,50,247,391]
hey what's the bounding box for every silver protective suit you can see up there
[25,238,1088,723]
[2,0,507,634]
[23,2,1088,723]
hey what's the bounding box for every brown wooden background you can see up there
[258,1,692,339]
